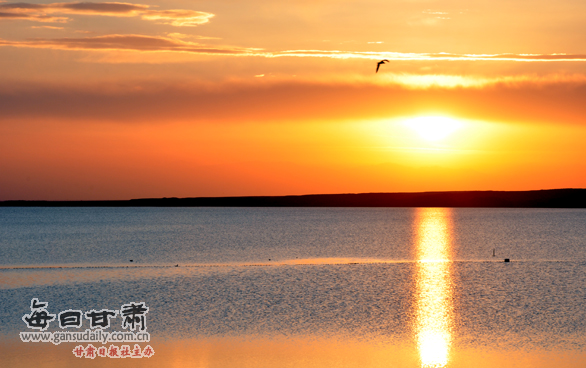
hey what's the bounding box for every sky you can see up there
[1,0,586,200]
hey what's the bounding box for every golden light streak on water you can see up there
[414,208,454,368]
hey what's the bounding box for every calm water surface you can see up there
[1,207,585,367]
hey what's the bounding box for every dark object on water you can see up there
[493,249,495,257]
[376,59,389,73]
[504,258,510,262]
[175,264,179,267]
[129,260,133,262]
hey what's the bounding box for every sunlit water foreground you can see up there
[3,336,586,368]
[1,207,586,367]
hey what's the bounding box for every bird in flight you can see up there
[376,59,389,73]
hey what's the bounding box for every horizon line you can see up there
[2,188,586,208]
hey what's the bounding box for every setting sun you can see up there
[1,0,586,199]
[404,117,463,142]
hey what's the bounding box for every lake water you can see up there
[1,207,585,367]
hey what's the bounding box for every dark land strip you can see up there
[2,189,586,208]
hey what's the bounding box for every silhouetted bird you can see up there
[376,59,389,73]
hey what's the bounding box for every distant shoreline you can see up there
[2,189,586,208]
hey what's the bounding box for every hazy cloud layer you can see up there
[0,2,213,26]
[3,33,586,63]
[2,78,586,126]
[0,34,256,54]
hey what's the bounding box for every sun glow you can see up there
[404,116,463,142]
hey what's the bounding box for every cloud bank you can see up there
[0,34,257,54]
[2,78,586,126]
[0,1,213,26]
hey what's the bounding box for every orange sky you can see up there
[1,0,586,200]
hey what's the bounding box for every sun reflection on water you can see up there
[414,208,454,368]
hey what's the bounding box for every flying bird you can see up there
[376,59,389,73]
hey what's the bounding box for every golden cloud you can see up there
[141,9,214,27]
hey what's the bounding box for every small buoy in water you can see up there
[504,258,510,262]
[268,259,271,261]
[129,260,133,262]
